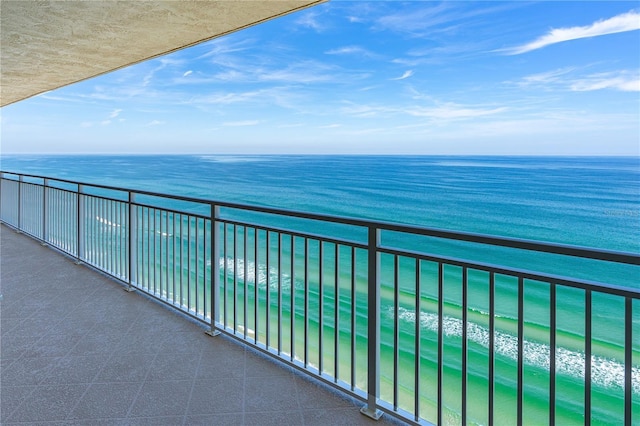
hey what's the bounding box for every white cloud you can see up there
[296,11,325,32]
[391,70,414,81]
[503,10,640,55]
[341,102,394,118]
[222,120,260,127]
[406,104,507,119]
[196,38,255,60]
[570,72,640,92]
[324,45,378,58]
[142,58,184,86]
[319,124,341,128]
[515,68,640,92]
[183,70,193,77]
[108,109,122,119]
[145,120,164,127]
[518,67,577,86]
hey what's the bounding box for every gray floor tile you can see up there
[128,380,192,417]
[69,330,125,356]
[5,383,88,422]
[0,331,35,360]
[0,385,36,422]
[39,420,130,426]
[160,330,212,354]
[23,333,84,358]
[195,347,246,380]
[244,410,305,425]
[127,416,185,425]
[243,376,299,412]
[145,351,200,382]
[187,379,245,415]
[1,356,61,386]
[295,375,356,409]
[40,354,107,385]
[69,382,142,420]
[95,354,154,383]
[113,330,168,355]
[244,351,295,378]
[302,407,376,425]
[185,413,245,425]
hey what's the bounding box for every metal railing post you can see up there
[206,204,221,337]
[17,174,23,232]
[75,184,84,263]
[126,191,136,292]
[42,178,48,245]
[361,226,383,420]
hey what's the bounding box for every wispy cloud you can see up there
[183,70,193,77]
[375,2,520,37]
[222,120,260,127]
[258,61,338,84]
[324,45,379,59]
[296,11,325,32]
[517,67,577,86]
[108,109,122,119]
[515,68,639,92]
[319,124,341,129]
[196,38,255,60]
[503,10,640,55]
[185,87,302,110]
[570,71,640,92]
[391,70,414,81]
[145,120,164,127]
[339,99,508,122]
[142,58,183,87]
[407,103,508,120]
[340,102,395,118]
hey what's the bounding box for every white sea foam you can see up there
[388,306,640,393]
[219,256,295,291]
[95,216,120,227]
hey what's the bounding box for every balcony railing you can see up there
[1,171,638,425]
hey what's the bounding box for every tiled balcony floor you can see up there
[1,225,404,425]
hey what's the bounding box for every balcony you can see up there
[1,225,403,425]
[1,171,639,425]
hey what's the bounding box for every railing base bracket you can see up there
[360,406,383,420]
[205,329,221,337]
[124,287,136,293]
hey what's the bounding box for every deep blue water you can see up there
[2,155,638,252]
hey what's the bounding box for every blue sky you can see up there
[1,1,639,155]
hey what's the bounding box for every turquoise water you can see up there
[1,155,639,424]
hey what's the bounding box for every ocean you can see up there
[1,155,638,425]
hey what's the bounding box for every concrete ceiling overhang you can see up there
[0,0,325,107]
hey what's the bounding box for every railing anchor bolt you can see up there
[360,406,383,420]
[205,329,221,337]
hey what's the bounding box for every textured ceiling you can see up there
[0,0,325,107]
